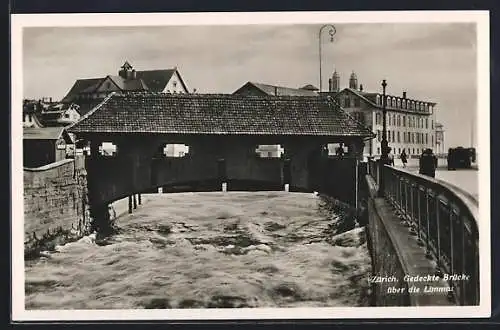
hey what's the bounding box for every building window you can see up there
[403,132,406,143]
[397,99,401,108]
[403,116,406,127]
[377,130,381,142]
[432,120,434,129]
[173,81,177,88]
[432,135,434,146]
[387,130,391,142]
[417,148,420,154]
[354,98,360,107]
[425,133,428,144]
[413,148,415,154]
[426,118,428,129]
[397,115,401,126]
[397,131,400,143]
[392,131,395,142]
[377,147,380,154]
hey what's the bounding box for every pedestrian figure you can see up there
[400,149,408,168]
[387,147,395,166]
[419,148,438,178]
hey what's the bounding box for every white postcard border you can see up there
[11,10,491,321]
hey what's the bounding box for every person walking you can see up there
[400,149,408,168]
[388,148,395,166]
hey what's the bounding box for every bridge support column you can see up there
[138,193,142,205]
[128,195,133,214]
[133,194,137,209]
[90,203,114,236]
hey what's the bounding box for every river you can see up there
[25,191,372,309]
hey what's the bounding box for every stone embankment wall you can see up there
[24,156,91,256]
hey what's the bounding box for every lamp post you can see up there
[319,24,336,92]
[378,79,389,197]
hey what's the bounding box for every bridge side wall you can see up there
[364,174,454,306]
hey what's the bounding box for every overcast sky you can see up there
[23,23,478,149]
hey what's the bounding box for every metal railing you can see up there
[367,159,480,306]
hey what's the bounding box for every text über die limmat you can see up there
[367,274,470,294]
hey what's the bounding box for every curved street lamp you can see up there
[319,24,336,92]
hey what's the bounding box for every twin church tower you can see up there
[328,70,361,92]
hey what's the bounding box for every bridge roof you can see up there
[68,92,374,138]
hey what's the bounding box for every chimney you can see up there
[274,86,278,96]
[359,84,363,92]
[131,69,137,79]
[403,91,407,99]
[328,78,332,92]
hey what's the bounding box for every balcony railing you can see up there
[367,159,480,306]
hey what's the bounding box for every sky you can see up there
[23,23,478,149]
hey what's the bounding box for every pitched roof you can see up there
[62,68,186,102]
[68,92,374,138]
[23,127,73,143]
[235,82,318,97]
[62,78,104,102]
[300,84,319,91]
[135,69,178,92]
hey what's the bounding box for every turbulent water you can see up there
[25,192,372,309]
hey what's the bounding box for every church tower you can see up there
[329,69,340,92]
[349,71,358,90]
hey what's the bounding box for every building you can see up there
[22,100,44,128]
[62,61,190,115]
[23,127,75,168]
[435,122,445,155]
[233,81,319,97]
[327,71,437,160]
[39,103,81,127]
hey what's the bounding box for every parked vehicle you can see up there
[447,147,472,170]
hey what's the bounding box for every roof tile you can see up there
[68,93,374,138]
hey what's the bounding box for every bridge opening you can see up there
[255,144,284,158]
[162,143,190,158]
[98,142,118,157]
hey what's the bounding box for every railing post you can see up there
[409,183,417,235]
[416,186,423,246]
[425,189,432,259]
[435,195,443,276]
[459,214,466,305]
